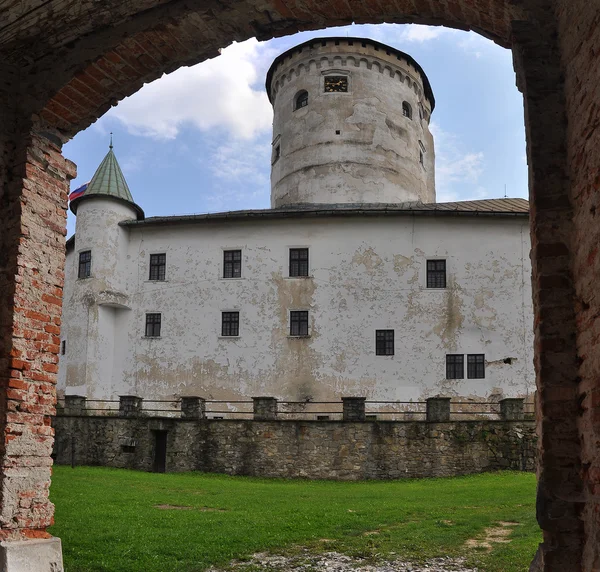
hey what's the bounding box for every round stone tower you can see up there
[266,37,436,208]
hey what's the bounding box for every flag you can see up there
[69,181,89,201]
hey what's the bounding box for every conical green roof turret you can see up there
[70,141,144,219]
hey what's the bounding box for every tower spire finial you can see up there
[109,132,113,150]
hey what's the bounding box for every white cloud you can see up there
[107,39,273,140]
[398,25,444,43]
[431,122,486,202]
[209,137,270,185]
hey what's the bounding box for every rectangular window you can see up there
[375,330,394,356]
[78,250,91,279]
[446,354,464,379]
[467,354,485,379]
[427,259,446,288]
[289,248,309,277]
[290,311,309,336]
[223,250,242,278]
[221,311,240,337]
[61,340,66,355]
[149,253,166,281]
[145,313,161,338]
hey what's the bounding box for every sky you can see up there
[63,23,528,236]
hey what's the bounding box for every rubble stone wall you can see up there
[53,415,536,480]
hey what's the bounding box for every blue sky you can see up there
[64,23,528,236]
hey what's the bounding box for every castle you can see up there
[58,37,534,410]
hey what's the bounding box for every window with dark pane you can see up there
[149,253,166,281]
[289,248,309,277]
[61,341,66,355]
[78,250,91,279]
[221,311,240,337]
[402,101,412,119]
[324,76,348,92]
[290,311,309,336]
[427,259,446,288]
[295,90,308,110]
[223,250,242,278]
[375,330,394,356]
[446,354,464,379]
[145,313,161,337]
[467,354,485,379]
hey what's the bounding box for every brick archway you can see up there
[1,1,598,570]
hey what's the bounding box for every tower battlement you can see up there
[267,37,436,208]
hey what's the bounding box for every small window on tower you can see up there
[295,90,308,110]
[324,76,348,93]
[402,101,412,119]
[272,144,281,165]
[78,250,91,279]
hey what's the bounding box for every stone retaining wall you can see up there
[52,415,536,480]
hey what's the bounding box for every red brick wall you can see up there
[0,124,75,539]
[556,1,600,569]
[1,0,599,569]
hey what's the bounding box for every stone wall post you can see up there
[0,115,74,567]
[426,398,451,422]
[342,397,366,422]
[64,395,87,416]
[119,396,143,417]
[500,398,524,421]
[181,397,206,419]
[253,397,278,421]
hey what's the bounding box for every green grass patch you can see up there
[49,467,540,572]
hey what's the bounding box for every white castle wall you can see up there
[269,38,435,207]
[59,214,534,404]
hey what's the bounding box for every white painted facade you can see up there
[58,37,535,407]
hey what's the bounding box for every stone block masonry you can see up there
[52,415,536,480]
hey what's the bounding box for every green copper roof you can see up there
[70,144,144,219]
[87,145,134,201]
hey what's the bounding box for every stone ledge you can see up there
[0,537,63,572]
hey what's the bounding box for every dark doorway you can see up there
[152,431,168,473]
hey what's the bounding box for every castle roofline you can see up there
[118,199,529,229]
[265,36,435,110]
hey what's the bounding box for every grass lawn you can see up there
[49,467,540,572]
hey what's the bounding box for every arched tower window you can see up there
[295,90,308,110]
[402,101,412,119]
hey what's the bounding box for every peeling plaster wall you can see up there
[59,213,534,405]
[269,40,435,207]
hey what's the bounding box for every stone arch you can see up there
[1,1,599,571]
